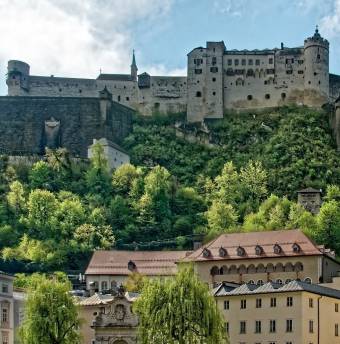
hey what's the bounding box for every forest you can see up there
[0,106,339,274]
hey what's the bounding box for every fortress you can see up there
[6,27,340,124]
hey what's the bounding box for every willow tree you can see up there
[20,277,81,344]
[134,265,228,344]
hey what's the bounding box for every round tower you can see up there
[304,27,329,106]
[6,60,30,95]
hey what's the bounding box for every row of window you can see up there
[225,296,295,310]
[195,92,288,101]
[228,321,339,337]
[227,58,273,66]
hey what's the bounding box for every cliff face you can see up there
[0,96,133,157]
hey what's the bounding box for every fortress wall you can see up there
[223,50,305,110]
[0,97,133,157]
[137,76,187,115]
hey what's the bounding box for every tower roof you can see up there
[131,49,137,68]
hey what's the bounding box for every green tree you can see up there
[6,180,26,215]
[112,163,142,196]
[20,277,81,344]
[134,264,227,344]
[316,200,340,252]
[28,161,52,190]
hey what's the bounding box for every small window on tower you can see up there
[247,95,253,101]
[118,95,121,101]
[196,91,202,97]
[317,54,321,60]
[269,58,273,64]
[228,59,232,66]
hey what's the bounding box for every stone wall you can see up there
[0,96,133,157]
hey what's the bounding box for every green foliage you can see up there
[134,264,227,344]
[20,276,81,344]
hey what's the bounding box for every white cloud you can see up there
[213,0,246,17]
[320,0,340,38]
[0,0,176,94]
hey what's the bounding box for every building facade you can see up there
[215,280,340,344]
[0,273,25,344]
[183,230,340,288]
[7,28,340,123]
[85,250,191,293]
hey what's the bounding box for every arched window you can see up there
[285,263,294,272]
[275,263,284,272]
[229,265,238,274]
[285,279,292,284]
[294,262,304,272]
[304,277,312,284]
[128,260,136,271]
[101,281,108,291]
[281,92,286,100]
[257,280,264,286]
[247,264,256,274]
[210,266,219,276]
[111,280,117,289]
[257,264,266,273]
[196,91,202,97]
[239,265,247,274]
[276,279,283,285]
[266,263,275,273]
[202,248,211,258]
[220,265,228,275]
[248,280,255,285]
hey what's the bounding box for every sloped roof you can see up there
[183,230,323,262]
[85,250,191,276]
[214,280,340,300]
[97,74,134,81]
[78,291,139,306]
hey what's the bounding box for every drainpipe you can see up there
[317,295,322,344]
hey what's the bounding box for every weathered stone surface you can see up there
[0,96,133,157]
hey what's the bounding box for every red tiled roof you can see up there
[85,250,191,276]
[183,230,323,262]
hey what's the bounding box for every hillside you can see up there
[0,106,339,274]
[124,106,339,198]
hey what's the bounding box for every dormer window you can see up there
[292,243,301,253]
[219,247,227,257]
[202,248,211,258]
[128,260,136,271]
[255,245,263,256]
[237,246,245,257]
[274,244,282,254]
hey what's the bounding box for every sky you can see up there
[1,0,340,95]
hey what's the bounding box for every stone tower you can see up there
[303,26,329,107]
[335,96,340,150]
[6,60,30,96]
[131,50,138,81]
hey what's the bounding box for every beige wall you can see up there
[79,305,99,344]
[217,291,340,344]
[194,255,322,288]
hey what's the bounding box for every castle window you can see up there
[317,54,321,60]
[126,97,130,101]
[196,91,202,97]
[195,69,202,74]
[264,80,268,85]
[210,67,218,73]
[59,88,62,92]
[235,59,239,66]
[265,94,270,100]
[154,102,160,109]
[248,59,253,65]
[286,70,293,75]
[226,68,234,76]
[241,59,246,66]
[247,95,253,101]
[298,60,304,64]
[246,69,254,77]
[79,89,82,93]
[298,70,304,74]
[118,95,121,101]
[319,81,321,84]
[255,59,260,66]
[266,69,275,74]
[212,77,216,82]
[197,80,200,83]
[269,58,274,64]
[212,57,217,65]
[228,59,232,66]
[212,92,216,96]
[314,72,317,76]
[281,93,286,100]
[308,81,311,84]
[124,86,126,89]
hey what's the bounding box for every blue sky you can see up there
[1,0,340,95]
